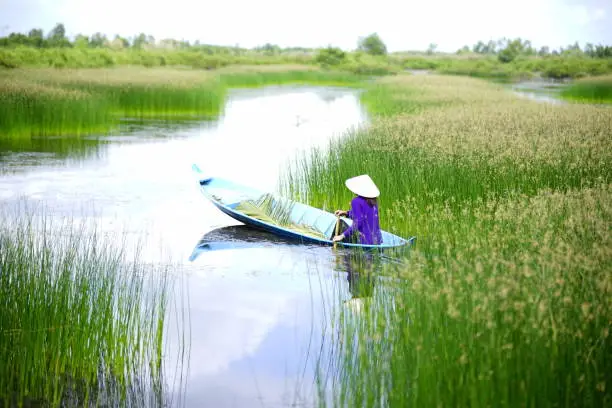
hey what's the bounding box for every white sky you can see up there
[0,0,610,52]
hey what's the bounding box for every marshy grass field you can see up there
[1,62,611,407]
[283,74,611,407]
[560,74,612,104]
[0,65,365,151]
[0,210,173,407]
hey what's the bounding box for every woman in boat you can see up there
[332,174,383,245]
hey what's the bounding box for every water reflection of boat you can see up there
[188,223,409,265]
[197,224,289,245]
[188,225,406,315]
[187,225,306,261]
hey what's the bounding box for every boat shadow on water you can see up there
[187,224,306,261]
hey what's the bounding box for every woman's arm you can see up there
[342,198,361,238]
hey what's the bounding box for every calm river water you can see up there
[0,85,372,407]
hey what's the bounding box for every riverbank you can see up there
[282,74,612,407]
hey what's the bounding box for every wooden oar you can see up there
[333,216,341,250]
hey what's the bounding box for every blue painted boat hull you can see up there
[192,165,416,250]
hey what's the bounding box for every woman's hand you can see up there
[332,234,345,242]
[334,210,347,217]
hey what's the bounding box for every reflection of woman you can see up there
[339,250,378,300]
[333,175,383,245]
[347,263,375,299]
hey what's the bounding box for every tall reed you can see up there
[0,80,114,139]
[560,74,612,104]
[0,209,173,407]
[281,74,612,407]
[325,185,611,408]
[285,75,612,242]
[0,66,367,142]
[218,70,366,88]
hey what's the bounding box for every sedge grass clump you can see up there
[16,67,215,87]
[0,65,367,140]
[326,185,611,408]
[286,74,612,230]
[282,73,612,406]
[360,74,517,116]
[218,68,366,88]
[16,67,227,118]
[560,74,612,104]
[83,82,226,118]
[0,212,172,407]
[0,78,114,140]
[39,66,366,118]
[0,47,317,69]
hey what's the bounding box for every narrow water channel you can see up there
[509,78,568,104]
[0,85,369,407]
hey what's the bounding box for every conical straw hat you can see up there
[345,174,380,198]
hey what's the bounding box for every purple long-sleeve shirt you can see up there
[343,196,382,245]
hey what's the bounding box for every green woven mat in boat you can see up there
[236,196,327,240]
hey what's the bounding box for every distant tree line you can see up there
[0,23,317,55]
[1,24,610,64]
[457,38,612,62]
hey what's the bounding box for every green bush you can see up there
[401,57,441,70]
[0,47,317,69]
[315,46,347,67]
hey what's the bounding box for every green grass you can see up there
[401,55,612,81]
[218,70,366,88]
[359,82,446,116]
[560,75,612,104]
[0,81,115,140]
[289,130,609,235]
[0,46,316,69]
[0,211,173,407]
[1,61,609,146]
[80,82,226,118]
[2,46,611,80]
[325,184,611,408]
[1,53,610,407]
[280,74,612,407]
[287,75,610,229]
[0,66,371,143]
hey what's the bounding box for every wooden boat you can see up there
[192,164,416,250]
